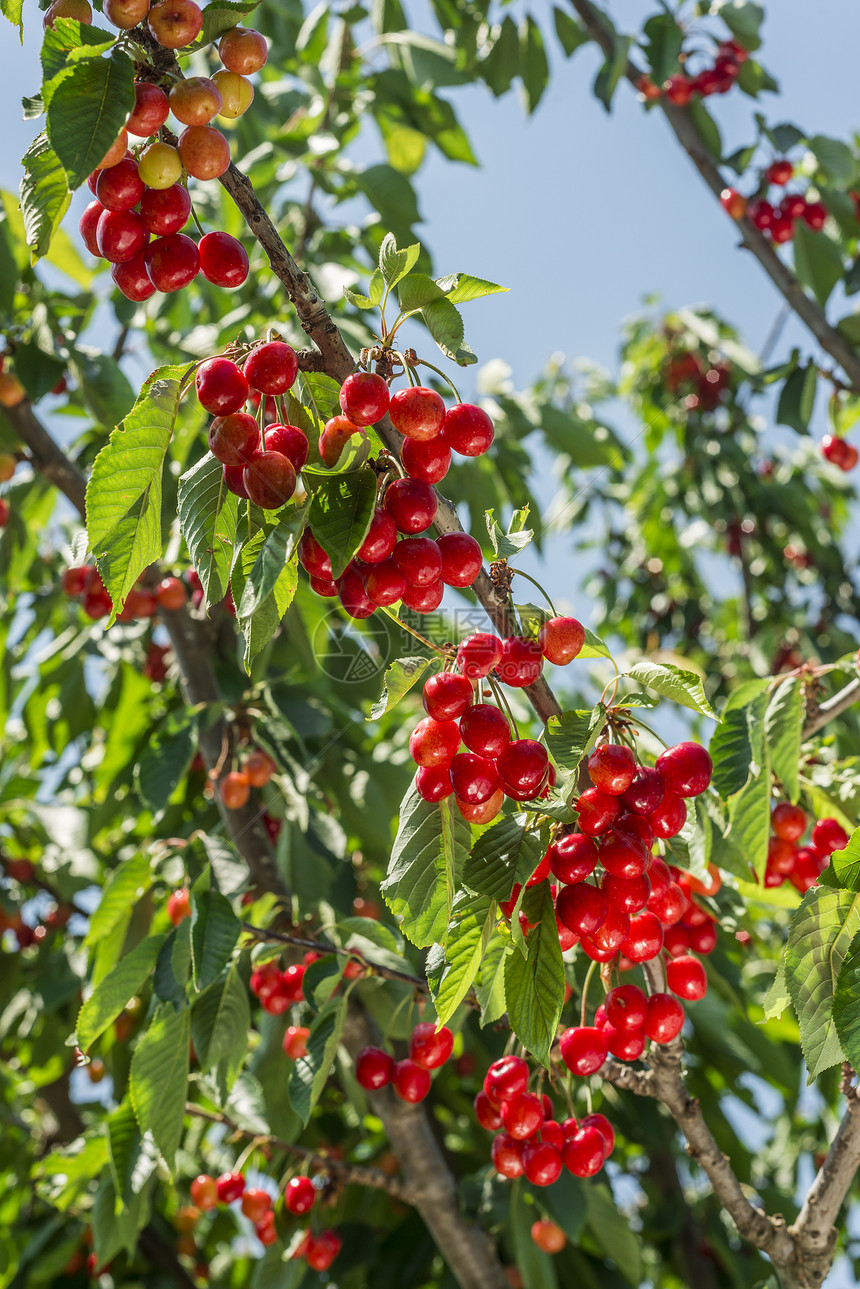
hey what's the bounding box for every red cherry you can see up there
[563,1125,605,1176]
[305,1230,341,1272]
[663,72,694,105]
[144,233,200,292]
[772,801,806,841]
[392,536,443,586]
[605,984,647,1031]
[620,911,664,963]
[423,671,473,721]
[501,1091,544,1140]
[449,752,500,805]
[547,832,598,885]
[576,786,620,836]
[416,764,453,802]
[299,530,332,579]
[531,1218,566,1253]
[365,559,406,606]
[196,356,248,415]
[601,870,651,915]
[767,158,793,185]
[587,742,637,794]
[409,716,460,767]
[581,1112,614,1159]
[190,1174,218,1210]
[770,214,794,244]
[456,632,503,679]
[720,187,746,219]
[802,200,828,231]
[111,254,157,301]
[339,371,389,425]
[491,1132,524,1178]
[409,1021,454,1070]
[392,1058,431,1102]
[749,199,775,230]
[647,879,686,926]
[442,402,494,456]
[582,902,629,956]
[243,451,296,509]
[355,1046,394,1089]
[522,1140,563,1186]
[310,574,337,597]
[198,231,249,288]
[284,1175,315,1215]
[497,636,544,688]
[241,1187,272,1222]
[140,184,191,236]
[357,510,398,563]
[384,479,437,534]
[644,992,685,1043]
[780,193,806,221]
[811,818,849,856]
[244,341,298,395]
[337,565,375,619]
[459,704,511,758]
[209,412,260,466]
[556,882,607,936]
[62,566,89,596]
[598,830,647,879]
[215,1171,245,1204]
[96,158,145,212]
[474,1088,503,1131]
[79,200,105,257]
[666,953,707,1001]
[619,766,665,816]
[497,739,549,801]
[822,436,858,471]
[127,81,170,136]
[537,615,584,665]
[389,385,446,440]
[402,434,451,483]
[96,208,146,263]
[484,1054,529,1102]
[649,792,687,839]
[559,1026,607,1076]
[656,742,712,797]
[264,424,309,472]
[401,578,444,614]
[603,1022,646,1061]
[437,532,482,587]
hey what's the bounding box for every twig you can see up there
[241,921,429,991]
[803,676,860,737]
[788,1076,860,1288]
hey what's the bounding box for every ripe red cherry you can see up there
[392,536,443,586]
[111,255,157,301]
[812,818,849,856]
[409,1021,454,1070]
[749,199,775,230]
[402,434,451,483]
[497,637,543,688]
[339,371,389,424]
[144,233,200,292]
[449,752,499,805]
[474,1089,503,1131]
[457,632,503,679]
[822,436,858,471]
[284,1175,315,1215]
[423,671,473,721]
[79,200,105,257]
[587,743,636,795]
[720,187,746,219]
[216,1171,245,1203]
[649,792,687,839]
[264,424,308,471]
[605,984,647,1031]
[563,1125,605,1177]
[770,214,794,244]
[491,1132,524,1178]
[241,1187,272,1222]
[209,412,259,465]
[802,201,827,231]
[484,1054,529,1102]
[443,402,494,456]
[127,82,170,136]
[599,830,647,879]
[190,1174,218,1210]
[437,532,482,587]
[384,479,438,534]
[389,385,446,440]
[583,902,629,955]
[243,451,296,509]
[497,739,549,800]
[666,953,707,1001]
[392,1058,431,1103]
[781,193,806,221]
[620,767,665,815]
[365,559,406,606]
[338,565,375,619]
[581,1112,614,1159]
[604,1023,646,1061]
[547,832,598,885]
[602,871,650,914]
[199,231,249,288]
[140,184,191,236]
[299,530,332,579]
[409,717,460,767]
[537,615,584,665]
[663,72,694,105]
[531,1218,566,1253]
[96,209,146,263]
[767,158,793,185]
[621,911,664,962]
[355,1046,394,1089]
[522,1141,563,1186]
[156,575,185,613]
[656,742,713,796]
[501,1091,544,1140]
[459,704,511,758]
[244,341,298,395]
[357,509,398,563]
[644,992,685,1043]
[559,1025,607,1076]
[576,786,620,836]
[196,356,248,415]
[556,882,607,936]
[416,765,452,802]
[62,566,89,596]
[772,801,807,841]
[305,1230,341,1272]
[96,159,145,212]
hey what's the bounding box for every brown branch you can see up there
[2,399,87,515]
[803,675,860,738]
[185,1102,415,1203]
[240,920,430,991]
[567,0,860,391]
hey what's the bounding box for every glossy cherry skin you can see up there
[620,911,664,963]
[389,385,446,440]
[581,1112,614,1158]
[339,371,389,424]
[284,1175,314,1215]
[620,766,665,816]
[195,356,248,415]
[491,1132,525,1178]
[563,1125,605,1177]
[243,450,296,509]
[655,742,713,796]
[442,402,494,455]
[484,1054,529,1102]
[547,832,599,885]
[144,233,200,292]
[459,703,511,758]
[199,231,249,287]
[244,341,298,395]
[559,1025,608,1076]
[449,752,499,805]
[587,742,637,795]
[298,530,332,579]
[304,1230,341,1272]
[522,1140,563,1186]
[264,424,308,471]
[401,578,444,614]
[812,817,849,856]
[556,882,607,936]
[437,532,482,587]
[474,1089,503,1131]
[355,1046,394,1089]
[456,632,503,679]
[365,559,406,606]
[605,984,647,1031]
[603,1023,646,1061]
[497,739,549,801]
[208,412,259,466]
[392,536,443,586]
[96,158,145,212]
[96,209,147,263]
[337,565,375,620]
[644,992,685,1043]
[601,870,650,914]
[402,434,451,483]
[409,1021,454,1070]
[598,830,647,879]
[111,255,156,301]
[416,764,453,802]
[140,184,192,236]
[538,615,585,665]
[384,478,438,534]
[497,637,544,688]
[79,200,105,256]
[423,671,473,721]
[501,1091,544,1140]
[771,801,807,841]
[215,1171,245,1203]
[666,954,707,1000]
[357,509,398,563]
[409,717,460,768]
[582,902,629,956]
[392,1058,431,1102]
[649,792,687,839]
[576,786,620,837]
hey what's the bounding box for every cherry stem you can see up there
[625,714,669,749]
[189,202,205,237]
[412,356,463,404]
[379,605,446,654]
[511,569,558,618]
[581,959,598,1028]
[381,987,414,1046]
[487,673,520,740]
[397,353,419,387]
[234,1134,265,1173]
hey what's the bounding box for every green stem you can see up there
[580,959,598,1028]
[300,371,323,428]
[512,569,558,618]
[380,605,446,654]
[625,714,669,749]
[487,673,520,740]
[189,202,205,237]
[412,357,463,403]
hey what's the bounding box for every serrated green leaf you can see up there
[84,852,152,950]
[578,627,613,660]
[77,934,165,1052]
[344,268,385,309]
[485,505,533,559]
[429,894,494,1024]
[421,296,473,364]
[130,1004,190,1168]
[784,887,860,1079]
[306,467,377,579]
[793,222,844,308]
[153,924,191,1008]
[625,659,718,720]
[397,271,445,311]
[827,828,860,892]
[378,232,421,287]
[191,960,249,1091]
[765,679,802,803]
[178,452,239,608]
[728,757,771,881]
[19,132,70,260]
[107,1099,158,1208]
[545,708,604,774]
[2,0,23,37]
[237,500,309,620]
[134,715,196,816]
[288,995,347,1125]
[464,815,544,901]
[368,656,430,720]
[505,882,563,1065]
[832,930,860,1070]
[435,272,508,304]
[475,928,510,1024]
[762,962,791,1019]
[382,784,470,946]
[199,0,261,44]
[191,890,240,992]
[46,47,135,190]
[710,680,769,798]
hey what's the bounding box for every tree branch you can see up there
[803,675,860,737]
[566,0,860,391]
[138,1225,199,1289]
[240,920,431,991]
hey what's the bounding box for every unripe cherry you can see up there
[212,69,254,118]
[178,126,231,181]
[147,0,203,47]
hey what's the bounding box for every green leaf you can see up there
[368,656,430,720]
[687,99,723,161]
[776,359,817,434]
[832,930,860,1070]
[709,680,769,798]
[481,15,519,95]
[578,627,613,661]
[421,296,473,365]
[765,678,802,803]
[154,924,191,1008]
[545,708,604,774]
[712,0,764,51]
[485,505,533,559]
[199,0,261,44]
[129,1004,190,1168]
[378,231,421,287]
[586,1183,642,1286]
[191,959,250,1090]
[134,715,196,815]
[827,828,860,893]
[237,500,308,620]
[510,1180,558,1289]
[553,8,588,57]
[593,34,633,112]
[191,890,240,992]
[2,0,23,37]
[435,272,508,304]
[46,47,135,191]
[464,815,544,901]
[762,962,791,1019]
[84,852,153,950]
[77,934,165,1052]
[397,271,446,311]
[344,268,385,309]
[71,350,135,425]
[792,222,844,308]
[625,659,718,720]
[178,452,239,609]
[107,1099,158,1208]
[808,134,858,186]
[87,363,195,622]
[505,882,564,1065]
[429,893,494,1023]
[642,13,682,82]
[520,14,549,115]
[288,995,347,1125]
[475,928,510,1024]
[784,887,860,1079]
[382,785,470,947]
[728,759,771,881]
[19,133,70,260]
[306,468,377,579]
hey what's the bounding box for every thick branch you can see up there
[3,400,87,515]
[803,676,860,738]
[788,1074,860,1285]
[567,0,860,391]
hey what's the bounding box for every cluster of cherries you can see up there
[355,1021,455,1104]
[188,1169,341,1268]
[721,157,828,245]
[636,36,747,105]
[61,562,188,620]
[821,435,859,473]
[75,9,268,299]
[663,348,732,413]
[764,804,848,891]
[1,856,74,951]
[410,620,585,820]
